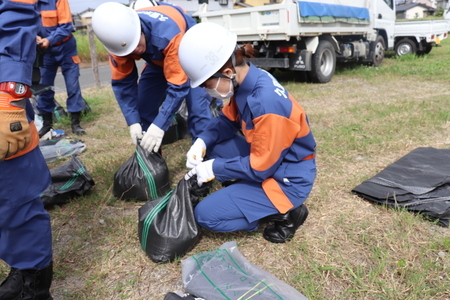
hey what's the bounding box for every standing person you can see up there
[36,0,86,137]
[180,22,317,243]
[91,2,215,154]
[0,0,54,299]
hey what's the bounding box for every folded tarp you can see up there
[298,1,370,20]
[352,147,450,227]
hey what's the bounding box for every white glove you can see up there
[186,138,206,169]
[141,123,165,153]
[129,123,143,145]
[184,159,215,187]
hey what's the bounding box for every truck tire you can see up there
[395,38,416,56]
[309,40,335,83]
[370,35,385,66]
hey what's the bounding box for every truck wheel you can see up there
[309,40,335,83]
[395,38,416,56]
[370,35,385,66]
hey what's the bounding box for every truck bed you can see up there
[198,0,375,42]
[395,19,449,42]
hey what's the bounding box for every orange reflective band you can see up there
[0,94,22,110]
[53,34,72,46]
[302,153,315,161]
[262,178,294,214]
[11,0,37,3]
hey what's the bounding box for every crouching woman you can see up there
[179,22,317,243]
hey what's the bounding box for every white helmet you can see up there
[91,2,141,56]
[131,0,158,10]
[178,22,237,88]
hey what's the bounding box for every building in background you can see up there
[396,2,437,18]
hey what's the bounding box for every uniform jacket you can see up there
[0,0,39,85]
[0,0,51,202]
[37,0,74,46]
[109,3,197,131]
[200,64,316,213]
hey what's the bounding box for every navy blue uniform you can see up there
[0,0,52,270]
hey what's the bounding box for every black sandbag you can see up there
[41,155,95,207]
[176,98,223,141]
[176,100,190,140]
[352,147,450,226]
[113,144,170,201]
[138,178,200,263]
[162,116,179,145]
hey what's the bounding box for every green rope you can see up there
[136,150,158,199]
[140,190,173,251]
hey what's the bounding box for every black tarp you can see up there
[352,147,450,227]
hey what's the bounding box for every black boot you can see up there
[0,268,22,300]
[263,204,309,243]
[71,112,86,135]
[21,262,53,300]
[38,113,53,138]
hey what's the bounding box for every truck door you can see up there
[372,0,395,49]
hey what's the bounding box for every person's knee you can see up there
[195,208,217,230]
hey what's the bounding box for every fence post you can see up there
[87,23,101,87]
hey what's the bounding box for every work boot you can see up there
[70,111,86,135]
[21,262,53,300]
[0,267,22,300]
[38,113,53,138]
[263,204,309,243]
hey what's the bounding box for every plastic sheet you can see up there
[353,147,450,226]
[182,241,308,300]
[39,137,86,163]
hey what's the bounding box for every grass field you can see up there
[1,38,449,299]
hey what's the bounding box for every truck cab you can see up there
[372,0,396,50]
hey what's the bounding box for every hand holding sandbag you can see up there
[185,159,215,187]
[129,123,143,145]
[141,123,164,153]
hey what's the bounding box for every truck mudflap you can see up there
[247,50,312,71]
[289,50,312,71]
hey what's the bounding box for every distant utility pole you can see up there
[87,22,101,87]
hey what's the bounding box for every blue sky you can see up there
[68,0,129,14]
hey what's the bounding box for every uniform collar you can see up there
[234,63,258,107]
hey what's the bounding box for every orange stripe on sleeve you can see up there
[109,55,136,81]
[56,0,72,24]
[162,32,188,86]
[250,114,299,172]
[262,178,294,214]
[289,94,311,138]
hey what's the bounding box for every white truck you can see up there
[196,0,449,83]
[394,19,449,56]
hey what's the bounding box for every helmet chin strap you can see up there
[230,73,239,93]
[230,51,240,92]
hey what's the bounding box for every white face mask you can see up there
[206,77,234,100]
